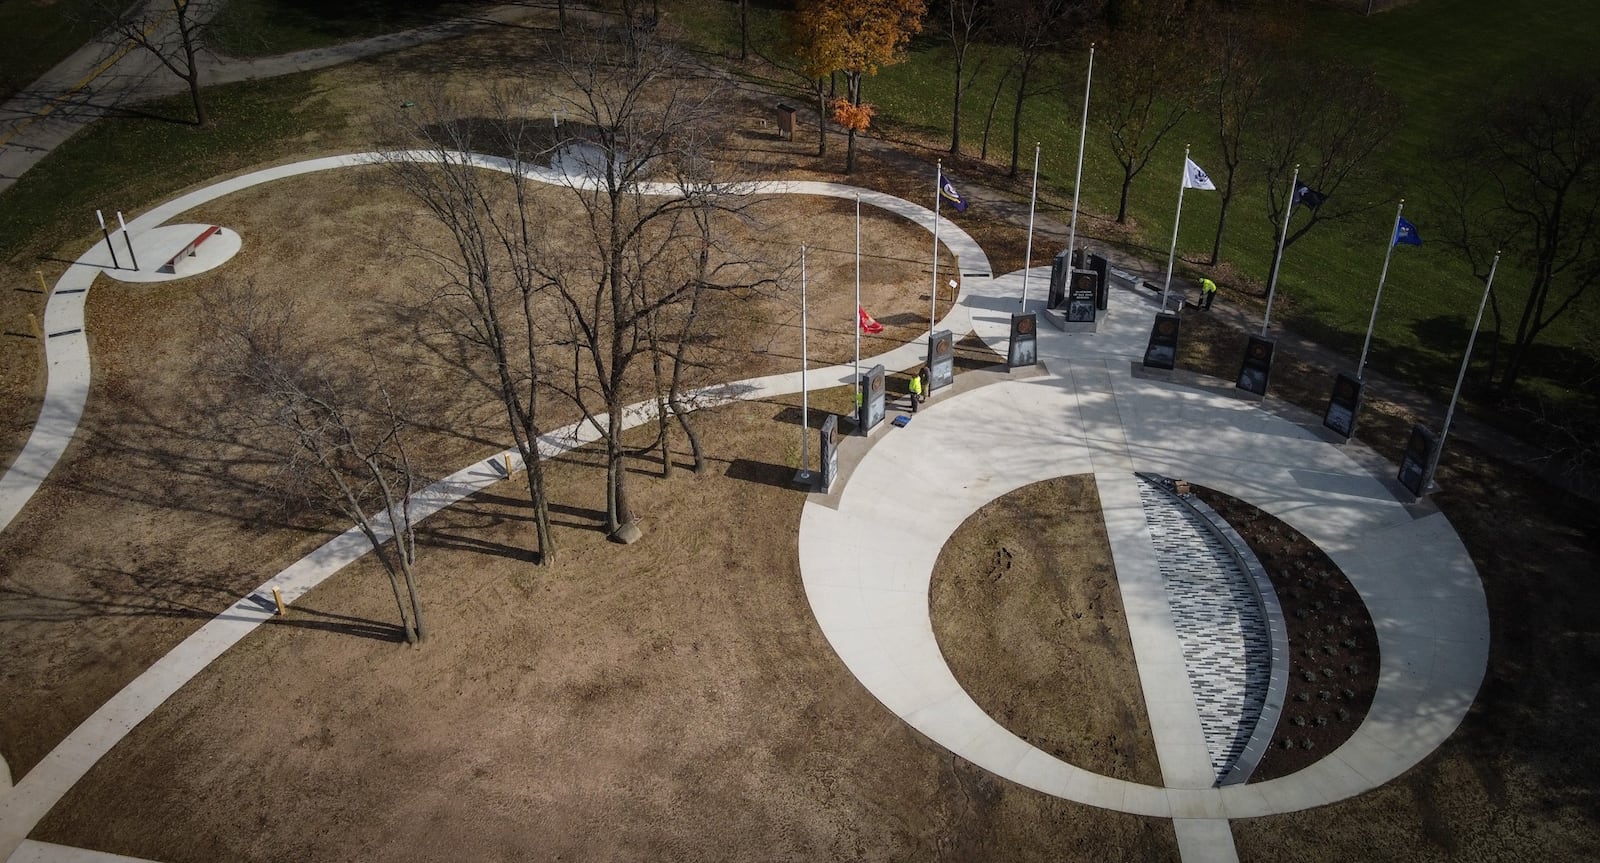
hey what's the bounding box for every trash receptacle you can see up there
[777,104,797,141]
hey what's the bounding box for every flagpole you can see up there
[1021,142,1040,306]
[1262,164,1300,336]
[1161,145,1191,311]
[932,159,941,339]
[1066,44,1094,283]
[855,193,861,406]
[1423,251,1500,496]
[799,245,811,482]
[1357,200,1406,380]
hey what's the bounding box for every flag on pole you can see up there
[939,172,969,212]
[1182,158,1217,191]
[1293,181,1327,210]
[1394,216,1423,247]
[858,306,884,334]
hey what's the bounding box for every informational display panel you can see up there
[819,414,840,492]
[1087,252,1110,310]
[1007,313,1037,368]
[1049,249,1071,309]
[1323,372,1363,439]
[1067,269,1098,323]
[1397,423,1436,497]
[1143,312,1181,370]
[1235,335,1276,396]
[862,364,886,433]
[928,330,955,391]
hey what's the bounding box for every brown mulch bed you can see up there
[1192,486,1380,781]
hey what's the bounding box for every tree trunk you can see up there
[175,2,206,126]
[1210,172,1236,266]
[1008,58,1032,178]
[523,453,554,564]
[950,50,965,156]
[399,552,426,642]
[1116,167,1134,223]
[815,78,828,157]
[845,74,862,175]
[739,0,749,61]
[981,65,1012,163]
[558,0,567,32]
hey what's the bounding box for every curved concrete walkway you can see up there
[0,154,988,862]
[797,271,1489,858]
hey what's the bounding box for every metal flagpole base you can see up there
[792,469,815,490]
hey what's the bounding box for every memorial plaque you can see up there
[1007,313,1037,368]
[1067,269,1098,323]
[1087,252,1110,310]
[1235,335,1275,396]
[819,414,840,492]
[928,330,955,391]
[1142,312,1181,370]
[1049,249,1071,309]
[1397,423,1436,497]
[861,364,886,433]
[1323,373,1363,439]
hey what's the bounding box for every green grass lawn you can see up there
[209,0,490,58]
[663,0,1599,418]
[0,0,107,103]
[0,71,342,262]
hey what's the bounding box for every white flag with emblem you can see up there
[1182,157,1217,191]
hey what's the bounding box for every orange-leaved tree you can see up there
[791,0,927,174]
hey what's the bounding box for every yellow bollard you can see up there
[504,454,513,477]
[271,587,287,616]
[34,270,47,293]
[27,314,41,339]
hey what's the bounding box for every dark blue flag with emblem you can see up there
[1293,181,1327,210]
[1394,216,1422,247]
[939,171,969,213]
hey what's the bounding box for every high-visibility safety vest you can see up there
[1201,278,1218,295]
[909,374,923,396]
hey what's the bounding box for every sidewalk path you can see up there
[0,155,989,863]
[0,2,544,195]
[797,273,1489,861]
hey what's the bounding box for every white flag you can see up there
[1183,157,1217,191]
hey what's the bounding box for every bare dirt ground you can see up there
[931,474,1163,787]
[35,400,1177,863]
[0,161,940,781]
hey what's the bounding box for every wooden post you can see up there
[35,271,47,293]
[271,587,287,616]
[504,454,512,477]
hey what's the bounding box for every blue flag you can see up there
[1294,181,1327,210]
[939,172,969,213]
[1394,217,1422,247]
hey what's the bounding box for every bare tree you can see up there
[939,0,990,158]
[994,0,1083,178]
[1205,8,1293,265]
[380,86,559,564]
[203,285,427,644]
[1098,1,1197,223]
[91,0,209,125]
[1435,70,1600,392]
[1258,58,1399,293]
[533,24,758,541]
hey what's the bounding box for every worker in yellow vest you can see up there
[908,368,924,412]
[1199,277,1219,310]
